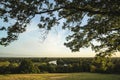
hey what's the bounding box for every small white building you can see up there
[48,60,57,65]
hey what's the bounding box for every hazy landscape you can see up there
[0,57,120,80]
[0,0,120,80]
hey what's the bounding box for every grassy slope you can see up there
[0,73,120,80]
[63,73,120,80]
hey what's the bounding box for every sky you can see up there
[0,16,120,57]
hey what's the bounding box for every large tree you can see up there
[18,59,40,73]
[0,0,120,56]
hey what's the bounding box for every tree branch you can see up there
[35,6,120,16]
[35,7,64,14]
[65,6,120,16]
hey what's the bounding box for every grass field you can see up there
[0,73,120,80]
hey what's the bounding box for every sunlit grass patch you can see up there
[0,73,120,80]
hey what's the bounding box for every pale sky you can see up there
[0,16,120,57]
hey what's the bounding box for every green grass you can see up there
[0,73,120,80]
[62,73,120,80]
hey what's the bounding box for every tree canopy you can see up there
[18,59,40,73]
[0,0,120,56]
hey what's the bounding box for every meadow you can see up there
[0,73,120,80]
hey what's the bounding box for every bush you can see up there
[47,64,56,73]
[113,62,120,74]
[38,63,48,73]
[18,59,40,73]
[90,65,96,72]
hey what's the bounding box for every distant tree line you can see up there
[0,58,120,74]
